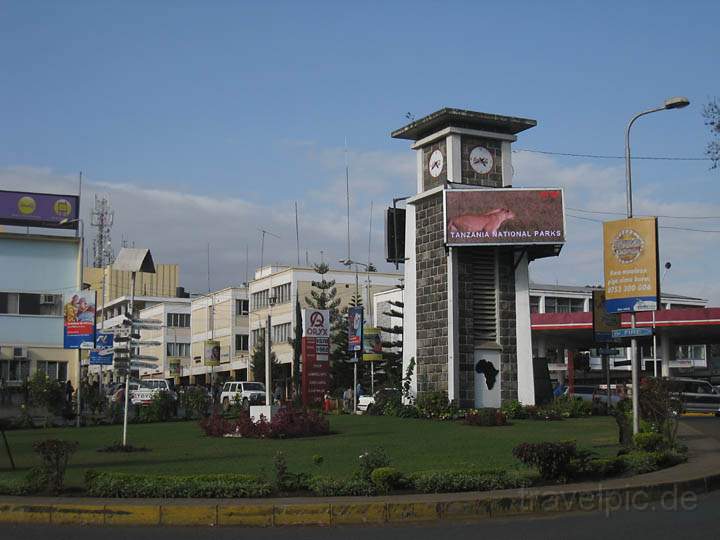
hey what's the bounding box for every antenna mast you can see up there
[258,228,280,269]
[90,194,115,268]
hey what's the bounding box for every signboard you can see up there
[348,306,363,352]
[89,331,114,365]
[603,217,659,313]
[362,327,383,361]
[444,188,565,246]
[302,309,331,406]
[204,339,220,366]
[0,190,79,229]
[611,328,653,339]
[592,290,621,342]
[63,290,96,349]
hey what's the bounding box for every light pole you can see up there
[61,217,85,428]
[624,96,689,435]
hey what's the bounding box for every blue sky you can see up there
[1,1,718,300]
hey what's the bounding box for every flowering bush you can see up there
[199,406,329,439]
[463,408,508,427]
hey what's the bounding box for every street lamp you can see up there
[624,97,689,435]
[653,261,672,377]
[60,217,85,428]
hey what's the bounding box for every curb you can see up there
[1,473,719,527]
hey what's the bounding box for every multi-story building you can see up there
[84,263,181,307]
[136,300,192,381]
[0,232,82,387]
[188,287,250,385]
[248,265,404,384]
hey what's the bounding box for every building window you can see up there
[251,289,269,310]
[166,313,190,327]
[235,334,249,351]
[530,296,540,313]
[251,328,266,346]
[271,283,291,304]
[543,297,585,313]
[236,299,249,315]
[0,292,62,316]
[271,323,291,344]
[36,361,68,381]
[167,343,190,357]
[1,360,29,383]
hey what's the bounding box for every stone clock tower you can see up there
[392,108,560,408]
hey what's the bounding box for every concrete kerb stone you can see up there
[1,429,718,527]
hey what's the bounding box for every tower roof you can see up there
[391,108,537,141]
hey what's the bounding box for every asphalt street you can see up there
[3,418,718,539]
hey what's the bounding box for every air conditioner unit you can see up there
[40,294,57,305]
[13,347,28,359]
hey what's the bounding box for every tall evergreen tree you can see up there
[377,283,404,388]
[292,298,303,397]
[251,333,282,387]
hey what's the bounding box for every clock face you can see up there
[428,149,444,178]
[469,146,493,174]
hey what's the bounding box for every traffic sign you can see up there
[611,328,653,339]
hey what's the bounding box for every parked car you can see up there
[219,381,266,409]
[591,384,625,405]
[666,377,720,415]
[568,385,596,402]
[130,379,176,406]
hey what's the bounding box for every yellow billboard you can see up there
[603,217,659,313]
[362,327,383,362]
[204,339,221,366]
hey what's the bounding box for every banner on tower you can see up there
[444,188,565,247]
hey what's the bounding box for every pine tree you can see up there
[251,333,283,387]
[331,291,365,392]
[377,283,404,388]
[292,298,302,397]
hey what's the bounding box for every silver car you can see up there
[667,377,720,415]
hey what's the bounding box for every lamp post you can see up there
[61,217,85,428]
[624,96,689,435]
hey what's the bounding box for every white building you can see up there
[188,287,250,385]
[136,300,192,381]
[249,265,404,383]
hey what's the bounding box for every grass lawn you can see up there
[0,415,618,489]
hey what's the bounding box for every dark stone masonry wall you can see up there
[460,136,503,187]
[414,192,448,396]
[497,249,519,403]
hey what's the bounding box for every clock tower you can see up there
[392,108,562,408]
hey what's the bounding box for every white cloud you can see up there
[2,147,718,304]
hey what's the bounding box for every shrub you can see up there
[554,396,593,418]
[612,399,634,447]
[463,408,508,427]
[27,371,65,421]
[639,378,681,444]
[512,441,583,482]
[370,466,401,493]
[620,451,661,475]
[199,406,330,439]
[501,400,528,420]
[140,391,176,423]
[31,439,79,494]
[358,447,391,482]
[199,411,234,437]
[633,432,665,452]
[84,471,273,498]
[0,468,46,496]
[179,386,210,419]
[307,476,377,497]
[416,391,459,420]
[408,469,537,493]
[575,457,627,479]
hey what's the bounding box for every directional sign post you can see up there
[611,328,653,339]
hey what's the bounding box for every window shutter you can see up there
[471,249,498,344]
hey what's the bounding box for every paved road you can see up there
[3,489,718,540]
[682,416,720,441]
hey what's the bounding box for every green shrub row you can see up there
[84,471,273,498]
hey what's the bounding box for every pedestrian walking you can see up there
[65,380,74,403]
[342,387,353,413]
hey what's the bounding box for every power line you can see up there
[514,148,711,161]
[566,213,720,233]
[567,207,720,220]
